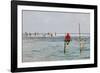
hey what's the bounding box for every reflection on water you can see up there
[22,36,90,62]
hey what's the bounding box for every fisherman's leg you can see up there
[66,40,70,48]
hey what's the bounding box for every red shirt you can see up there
[65,33,71,41]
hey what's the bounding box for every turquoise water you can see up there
[22,36,90,62]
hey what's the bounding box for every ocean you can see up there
[22,36,90,62]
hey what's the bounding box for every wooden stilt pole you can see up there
[64,40,66,54]
[79,23,82,53]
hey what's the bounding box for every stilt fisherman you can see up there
[64,33,71,53]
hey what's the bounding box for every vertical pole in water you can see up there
[79,23,82,53]
[64,40,66,54]
[79,23,81,41]
[64,33,66,54]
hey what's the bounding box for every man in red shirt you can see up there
[65,33,71,45]
[64,33,71,53]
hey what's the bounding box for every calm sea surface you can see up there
[22,36,90,62]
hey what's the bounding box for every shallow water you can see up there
[22,36,90,62]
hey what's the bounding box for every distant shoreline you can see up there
[22,36,90,42]
[22,33,90,37]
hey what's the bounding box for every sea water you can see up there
[22,36,90,62]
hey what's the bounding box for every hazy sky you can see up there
[22,10,90,33]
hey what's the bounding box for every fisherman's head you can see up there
[66,33,70,36]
